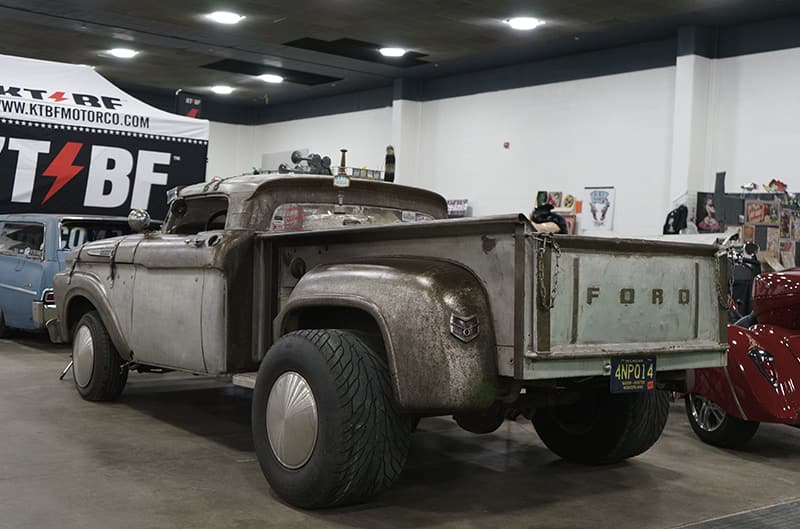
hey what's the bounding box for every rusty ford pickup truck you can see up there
[52,173,728,508]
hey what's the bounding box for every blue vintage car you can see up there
[0,214,133,339]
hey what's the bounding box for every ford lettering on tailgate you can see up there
[547,253,720,347]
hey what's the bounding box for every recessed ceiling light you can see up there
[505,17,545,30]
[205,11,246,24]
[107,48,139,59]
[379,47,406,57]
[210,85,234,95]
[259,74,284,84]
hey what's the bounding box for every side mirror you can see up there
[128,209,151,233]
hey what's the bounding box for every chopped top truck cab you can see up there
[53,174,728,508]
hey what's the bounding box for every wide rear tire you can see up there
[72,311,128,401]
[533,389,669,464]
[685,393,759,449]
[252,329,412,508]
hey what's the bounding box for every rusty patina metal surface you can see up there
[276,259,498,412]
[53,174,727,413]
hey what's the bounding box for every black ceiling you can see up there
[1,0,800,108]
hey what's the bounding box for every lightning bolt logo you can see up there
[48,91,68,103]
[41,142,84,204]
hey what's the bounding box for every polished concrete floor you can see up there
[1,336,799,529]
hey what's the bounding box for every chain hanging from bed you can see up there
[535,235,561,310]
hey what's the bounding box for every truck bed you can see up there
[252,215,727,380]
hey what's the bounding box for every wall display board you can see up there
[0,55,209,219]
[581,186,615,233]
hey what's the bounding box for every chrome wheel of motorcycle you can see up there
[266,371,319,470]
[687,393,726,432]
[72,325,95,388]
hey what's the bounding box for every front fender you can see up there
[275,258,498,413]
[53,271,132,358]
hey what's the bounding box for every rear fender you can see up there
[275,258,498,413]
[694,325,800,423]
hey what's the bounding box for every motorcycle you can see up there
[685,239,800,448]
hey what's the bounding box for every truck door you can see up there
[0,221,46,330]
[129,196,228,373]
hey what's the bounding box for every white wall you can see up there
[415,68,677,235]
[705,47,800,193]
[206,121,258,179]
[206,107,392,181]
[202,46,800,236]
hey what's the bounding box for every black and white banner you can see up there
[0,54,209,219]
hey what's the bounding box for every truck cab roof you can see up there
[176,174,449,231]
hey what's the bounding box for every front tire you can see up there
[533,389,669,464]
[72,311,128,401]
[685,393,759,449]
[252,329,412,509]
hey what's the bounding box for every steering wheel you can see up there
[206,210,227,231]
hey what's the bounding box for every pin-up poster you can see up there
[581,186,615,233]
[695,192,723,233]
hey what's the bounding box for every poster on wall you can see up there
[563,214,577,235]
[536,190,548,207]
[581,186,615,233]
[766,227,780,256]
[780,240,796,267]
[746,200,779,225]
[780,208,793,238]
[0,54,209,219]
[792,210,800,240]
[695,192,723,233]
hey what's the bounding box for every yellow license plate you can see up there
[610,357,656,393]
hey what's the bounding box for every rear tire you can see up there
[252,329,412,508]
[72,311,128,401]
[685,393,759,449]
[533,389,669,464]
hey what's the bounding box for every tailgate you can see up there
[522,235,728,380]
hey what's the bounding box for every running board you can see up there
[232,372,257,389]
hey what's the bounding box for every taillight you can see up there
[43,290,55,304]
[748,348,779,388]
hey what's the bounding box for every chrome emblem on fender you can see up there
[450,313,479,343]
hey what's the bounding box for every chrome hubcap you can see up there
[266,371,318,469]
[689,393,726,432]
[73,325,95,388]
